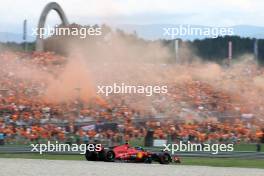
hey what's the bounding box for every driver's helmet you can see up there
[135,146,144,151]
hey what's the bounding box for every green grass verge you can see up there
[0,153,263,169]
[0,153,83,160]
[181,157,264,169]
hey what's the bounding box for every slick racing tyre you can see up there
[159,153,171,164]
[85,151,98,161]
[105,150,115,162]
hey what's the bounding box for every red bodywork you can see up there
[111,144,150,161]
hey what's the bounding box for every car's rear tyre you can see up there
[105,150,115,162]
[85,151,98,161]
[159,153,171,164]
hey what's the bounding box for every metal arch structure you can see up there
[36,2,69,51]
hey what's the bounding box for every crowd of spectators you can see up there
[0,51,263,145]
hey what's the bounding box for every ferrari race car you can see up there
[85,143,181,164]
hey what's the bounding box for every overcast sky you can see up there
[0,0,264,33]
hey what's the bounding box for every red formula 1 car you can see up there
[85,143,181,164]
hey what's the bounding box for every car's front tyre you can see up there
[159,153,171,164]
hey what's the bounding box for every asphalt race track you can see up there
[0,158,263,176]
